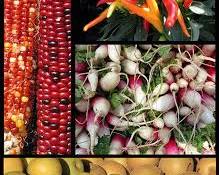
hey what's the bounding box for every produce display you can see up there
[79,0,215,41]
[75,44,215,155]
[4,0,71,155]
[3,158,216,175]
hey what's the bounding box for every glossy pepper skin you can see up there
[37,0,71,155]
[183,0,193,9]
[163,0,179,28]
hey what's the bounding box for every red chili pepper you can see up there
[163,0,179,29]
[183,0,193,9]
[143,20,151,33]
[177,9,190,37]
[97,0,114,6]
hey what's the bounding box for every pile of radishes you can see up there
[75,44,215,155]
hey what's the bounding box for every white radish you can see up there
[199,105,215,124]
[158,127,171,144]
[155,146,164,155]
[182,64,198,80]
[75,99,89,113]
[179,106,191,116]
[183,90,201,108]
[170,83,179,92]
[83,82,96,99]
[86,110,100,154]
[109,134,126,155]
[138,44,152,50]
[197,122,207,129]
[123,46,142,61]
[106,62,121,72]
[202,44,216,57]
[151,93,175,112]
[75,148,89,155]
[203,81,215,96]
[108,45,122,63]
[192,54,205,66]
[76,131,90,151]
[92,96,111,118]
[111,104,125,116]
[162,67,174,84]
[169,59,182,74]
[100,72,120,91]
[95,45,108,60]
[88,69,98,92]
[151,83,169,97]
[126,139,140,155]
[97,123,110,137]
[196,68,208,83]
[177,78,188,88]
[153,118,164,128]
[189,80,204,91]
[186,113,200,125]
[130,113,146,123]
[163,111,177,128]
[202,94,215,112]
[138,126,154,141]
[145,148,155,154]
[122,59,139,75]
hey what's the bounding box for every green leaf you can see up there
[157,45,172,57]
[75,51,95,62]
[109,93,125,109]
[190,20,203,41]
[93,135,110,155]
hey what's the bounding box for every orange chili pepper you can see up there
[177,9,190,37]
[120,0,163,32]
[83,8,109,32]
[146,0,161,17]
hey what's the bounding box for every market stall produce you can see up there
[75,44,215,155]
[3,158,216,175]
[4,0,71,155]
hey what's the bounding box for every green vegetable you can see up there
[93,136,110,155]
[75,51,95,62]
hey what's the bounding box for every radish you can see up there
[76,72,86,81]
[177,78,188,88]
[123,46,142,61]
[203,81,215,96]
[92,96,111,118]
[75,148,89,155]
[122,59,139,75]
[158,127,171,144]
[75,99,89,113]
[138,44,152,50]
[106,61,121,72]
[76,131,90,151]
[169,59,182,74]
[106,114,140,127]
[197,122,207,129]
[196,68,208,83]
[164,138,180,154]
[151,93,175,112]
[138,126,154,141]
[155,146,164,155]
[108,45,122,63]
[75,60,87,73]
[118,79,129,90]
[130,113,146,123]
[162,67,174,84]
[109,134,126,154]
[183,90,201,108]
[199,105,215,124]
[129,76,146,106]
[145,148,155,154]
[163,111,177,128]
[185,44,195,53]
[97,122,110,137]
[189,80,203,91]
[206,67,215,82]
[202,44,216,57]
[111,104,125,116]
[83,82,96,99]
[94,45,108,61]
[153,117,164,128]
[182,64,198,80]
[76,44,92,51]
[179,106,191,116]
[202,94,215,112]
[100,71,120,91]
[186,113,200,125]
[88,69,98,91]
[151,83,169,97]
[86,110,101,154]
[126,139,140,155]
[75,114,86,137]
[192,54,205,66]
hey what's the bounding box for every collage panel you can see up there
[75,44,216,155]
[3,157,216,175]
[4,0,72,155]
[75,0,215,42]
